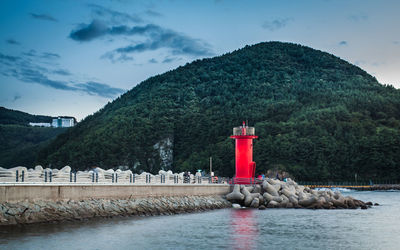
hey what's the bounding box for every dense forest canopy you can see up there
[0,107,53,125]
[0,107,68,167]
[32,41,400,181]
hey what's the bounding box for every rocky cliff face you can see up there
[153,137,174,170]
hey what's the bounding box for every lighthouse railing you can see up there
[232,126,255,136]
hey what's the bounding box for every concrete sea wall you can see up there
[0,184,231,225]
[0,184,230,202]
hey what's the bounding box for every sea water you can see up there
[1,191,399,250]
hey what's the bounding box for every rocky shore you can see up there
[0,195,231,226]
[227,178,375,209]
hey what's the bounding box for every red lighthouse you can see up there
[230,122,258,184]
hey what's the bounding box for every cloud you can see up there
[262,18,292,31]
[70,20,109,42]
[101,51,134,62]
[18,67,77,91]
[19,68,125,97]
[70,22,158,42]
[162,57,180,63]
[114,28,213,56]
[393,41,400,45]
[338,41,348,46]
[348,14,368,22]
[29,13,57,22]
[0,52,125,98]
[70,21,213,61]
[148,58,158,63]
[0,52,20,63]
[6,39,20,45]
[13,94,21,102]
[354,60,366,66]
[52,69,71,76]
[109,25,213,58]
[145,10,162,17]
[42,52,60,59]
[75,82,125,98]
[22,49,60,60]
[88,4,142,24]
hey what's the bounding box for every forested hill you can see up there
[0,108,68,168]
[0,107,53,125]
[37,42,400,181]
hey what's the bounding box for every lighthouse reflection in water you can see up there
[230,209,259,250]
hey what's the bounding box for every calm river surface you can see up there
[1,191,400,250]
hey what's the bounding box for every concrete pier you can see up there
[0,184,232,225]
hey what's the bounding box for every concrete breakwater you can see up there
[0,195,231,225]
[0,184,231,225]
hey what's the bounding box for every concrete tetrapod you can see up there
[226,184,244,201]
[226,178,373,210]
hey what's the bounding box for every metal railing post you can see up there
[16,170,19,182]
[96,172,98,183]
[74,171,77,183]
[130,173,132,183]
[45,171,47,182]
[70,172,72,182]
[49,171,52,182]
[92,172,95,183]
[112,173,115,183]
[116,173,118,183]
[133,174,135,183]
[22,170,24,182]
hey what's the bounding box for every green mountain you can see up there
[37,42,400,181]
[0,107,53,125]
[0,107,69,168]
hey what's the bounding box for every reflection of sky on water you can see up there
[230,209,259,250]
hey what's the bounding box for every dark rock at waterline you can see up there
[259,205,266,210]
[374,203,380,206]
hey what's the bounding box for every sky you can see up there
[1,0,399,121]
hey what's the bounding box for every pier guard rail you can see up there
[0,169,233,185]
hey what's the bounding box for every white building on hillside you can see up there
[52,117,75,128]
[29,122,51,127]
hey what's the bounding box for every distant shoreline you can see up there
[305,184,400,191]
